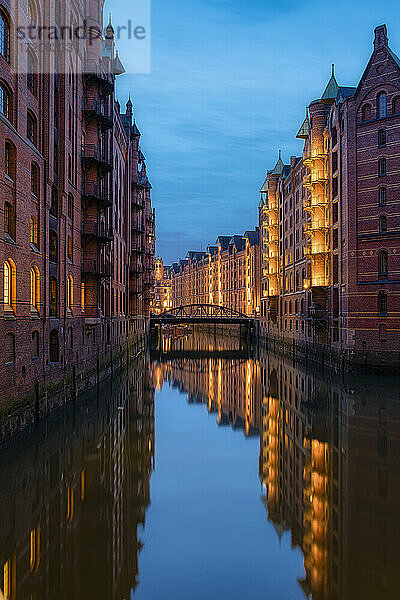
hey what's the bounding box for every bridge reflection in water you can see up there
[0,332,399,599]
[152,331,400,600]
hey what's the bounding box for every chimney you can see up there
[374,24,388,50]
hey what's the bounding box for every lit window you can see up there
[81,282,85,310]
[67,485,74,521]
[3,259,15,310]
[30,266,40,310]
[0,11,10,62]
[30,525,40,573]
[378,92,387,118]
[67,275,73,311]
[3,558,13,599]
[67,236,72,261]
[31,216,38,246]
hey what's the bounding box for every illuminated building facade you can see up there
[260,25,400,367]
[0,0,155,404]
[152,257,173,314]
[171,229,260,316]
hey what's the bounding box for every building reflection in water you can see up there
[153,330,400,600]
[0,357,154,600]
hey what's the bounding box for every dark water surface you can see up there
[1,333,400,599]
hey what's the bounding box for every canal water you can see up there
[0,331,399,599]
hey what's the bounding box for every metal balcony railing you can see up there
[82,258,112,277]
[82,96,113,131]
[82,221,113,241]
[303,171,328,187]
[84,59,114,95]
[81,145,113,173]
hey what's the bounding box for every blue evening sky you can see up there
[105,0,400,264]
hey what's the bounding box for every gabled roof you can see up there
[112,51,125,75]
[229,235,245,251]
[243,228,260,246]
[216,236,231,250]
[186,251,207,262]
[132,120,141,137]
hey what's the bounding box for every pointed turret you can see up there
[268,150,285,175]
[105,14,114,40]
[296,110,310,139]
[321,64,339,103]
[126,96,133,119]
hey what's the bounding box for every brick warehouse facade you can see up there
[170,229,260,316]
[258,25,400,368]
[0,0,155,404]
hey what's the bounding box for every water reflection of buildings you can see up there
[0,359,154,600]
[152,335,400,600]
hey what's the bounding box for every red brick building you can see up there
[0,0,155,403]
[260,25,400,368]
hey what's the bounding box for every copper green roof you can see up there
[268,150,285,175]
[296,114,310,139]
[321,64,340,101]
[260,177,268,193]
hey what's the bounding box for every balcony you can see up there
[303,243,328,257]
[303,151,327,167]
[82,221,113,242]
[81,144,113,174]
[82,181,112,208]
[82,258,112,278]
[303,277,328,289]
[303,171,328,189]
[82,96,113,131]
[304,221,329,235]
[129,279,141,295]
[303,196,328,211]
[131,240,144,253]
[84,59,114,96]
[132,220,145,234]
[133,194,145,209]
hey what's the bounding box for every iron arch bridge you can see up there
[150,304,253,326]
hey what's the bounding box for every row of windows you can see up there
[0,82,38,143]
[361,92,400,122]
[3,260,79,315]
[4,328,71,364]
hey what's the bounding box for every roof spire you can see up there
[278,149,282,160]
[332,63,335,77]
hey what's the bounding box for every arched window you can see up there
[378,291,388,315]
[81,282,85,310]
[379,187,387,206]
[49,276,57,316]
[0,10,10,62]
[5,141,15,180]
[49,329,59,362]
[0,81,11,120]
[3,259,15,312]
[4,202,14,238]
[393,97,400,115]
[32,330,39,358]
[379,216,387,233]
[5,332,15,364]
[27,111,37,145]
[378,250,388,279]
[30,216,38,246]
[378,129,386,147]
[67,236,72,261]
[378,158,386,177]
[361,104,371,122]
[31,162,39,196]
[30,265,40,311]
[67,275,73,311]
[378,92,387,118]
[49,229,57,262]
